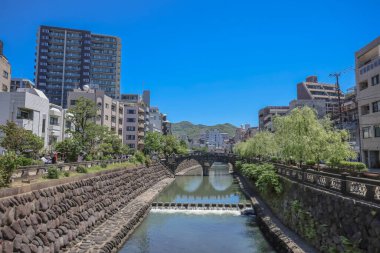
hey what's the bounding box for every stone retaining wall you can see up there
[260,175,380,253]
[175,159,201,174]
[0,163,173,253]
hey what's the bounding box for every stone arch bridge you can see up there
[163,153,236,176]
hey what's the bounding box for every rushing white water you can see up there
[150,208,241,216]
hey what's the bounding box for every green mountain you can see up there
[171,121,237,140]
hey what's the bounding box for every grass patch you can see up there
[11,161,139,188]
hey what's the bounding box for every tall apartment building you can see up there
[10,78,35,92]
[297,76,341,117]
[0,40,11,92]
[34,25,121,108]
[67,88,124,139]
[355,36,380,169]
[258,106,289,131]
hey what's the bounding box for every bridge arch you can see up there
[166,153,236,176]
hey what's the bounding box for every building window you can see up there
[127,109,136,114]
[17,108,33,120]
[65,121,72,129]
[128,143,135,149]
[359,81,368,91]
[127,118,135,123]
[126,135,136,140]
[373,101,380,113]
[70,100,76,106]
[372,75,379,86]
[375,126,380,138]
[118,119,123,124]
[363,127,371,139]
[126,126,135,131]
[111,116,116,123]
[361,104,370,115]
[105,115,109,120]
[118,129,122,135]
[42,119,46,133]
[2,84,8,92]
[50,117,59,126]
[2,71,9,79]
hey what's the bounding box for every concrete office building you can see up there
[0,40,11,92]
[34,25,121,108]
[0,88,50,148]
[258,106,289,131]
[10,78,35,92]
[67,87,124,139]
[355,36,380,168]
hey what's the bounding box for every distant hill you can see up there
[171,121,237,140]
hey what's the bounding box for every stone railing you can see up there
[276,164,380,204]
[11,159,129,182]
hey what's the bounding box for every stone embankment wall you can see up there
[0,163,173,253]
[175,159,201,174]
[262,176,380,253]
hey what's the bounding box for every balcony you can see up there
[138,123,145,129]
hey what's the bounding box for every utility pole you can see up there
[329,72,343,129]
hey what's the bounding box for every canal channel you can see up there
[119,162,275,253]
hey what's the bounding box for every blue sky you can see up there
[2,0,380,126]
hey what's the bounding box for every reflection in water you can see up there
[156,163,248,204]
[119,163,274,253]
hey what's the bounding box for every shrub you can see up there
[76,166,88,173]
[133,151,146,165]
[306,160,316,166]
[145,156,152,167]
[270,157,279,163]
[100,162,107,168]
[240,162,282,194]
[338,161,367,172]
[63,171,70,177]
[255,170,282,194]
[85,155,93,161]
[0,152,19,187]
[235,160,243,170]
[46,167,59,179]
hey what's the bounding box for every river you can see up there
[119,162,275,253]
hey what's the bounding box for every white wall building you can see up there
[200,129,229,151]
[0,88,50,149]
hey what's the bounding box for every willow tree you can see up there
[274,106,355,167]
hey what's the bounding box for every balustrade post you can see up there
[340,172,349,195]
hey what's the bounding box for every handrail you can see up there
[275,163,380,204]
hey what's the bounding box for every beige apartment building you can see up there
[0,41,11,92]
[356,36,380,169]
[258,106,289,131]
[297,76,342,117]
[119,94,147,150]
[67,87,124,140]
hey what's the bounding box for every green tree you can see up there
[144,132,163,155]
[0,152,19,187]
[67,97,97,152]
[0,121,44,158]
[54,138,82,162]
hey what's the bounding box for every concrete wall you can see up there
[0,163,173,253]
